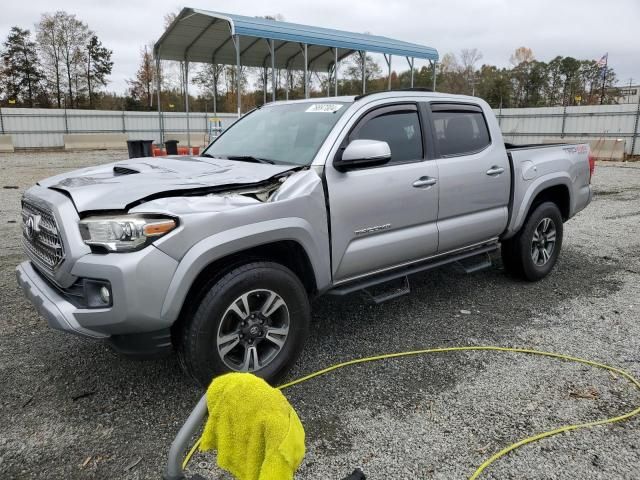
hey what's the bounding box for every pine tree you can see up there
[1,27,44,106]
[86,35,113,108]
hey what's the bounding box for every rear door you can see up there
[429,102,510,252]
[325,102,440,283]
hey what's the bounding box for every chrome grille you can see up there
[22,199,65,273]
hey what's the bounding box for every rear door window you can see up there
[431,105,491,157]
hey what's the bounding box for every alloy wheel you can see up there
[216,289,290,372]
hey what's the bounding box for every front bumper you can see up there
[17,260,107,338]
[16,245,180,339]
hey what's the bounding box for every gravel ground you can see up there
[0,151,639,480]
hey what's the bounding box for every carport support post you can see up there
[155,55,163,145]
[360,51,366,94]
[263,68,267,105]
[184,59,191,154]
[212,60,218,119]
[285,69,290,100]
[233,35,241,117]
[384,54,392,90]
[303,43,309,99]
[432,60,437,91]
[327,66,331,96]
[334,48,339,96]
[270,39,276,102]
[406,56,415,88]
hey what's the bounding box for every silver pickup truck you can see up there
[16,90,593,385]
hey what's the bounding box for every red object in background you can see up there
[152,146,199,157]
[588,153,596,182]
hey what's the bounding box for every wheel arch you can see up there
[505,176,572,239]
[529,184,571,221]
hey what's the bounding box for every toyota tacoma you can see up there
[16,90,594,385]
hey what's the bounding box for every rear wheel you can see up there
[501,201,563,281]
[177,261,310,387]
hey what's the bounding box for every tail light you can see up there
[588,153,595,183]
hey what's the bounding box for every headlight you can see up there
[79,214,177,252]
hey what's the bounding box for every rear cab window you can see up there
[430,103,491,157]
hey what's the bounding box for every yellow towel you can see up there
[199,373,305,480]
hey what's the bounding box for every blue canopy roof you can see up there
[154,8,438,70]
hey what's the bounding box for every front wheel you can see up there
[501,201,564,281]
[177,261,310,387]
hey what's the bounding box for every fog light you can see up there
[99,286,110,304]
[83,279,112,308]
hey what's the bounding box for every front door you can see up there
[325,103,440,283]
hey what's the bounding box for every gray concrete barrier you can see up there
[544,137,626,161]
[64,133,128,150]
[0,135,14,153]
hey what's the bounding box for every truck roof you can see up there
[271,89,484,106]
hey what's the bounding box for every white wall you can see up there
[494,103,640,155]
[0,108,238,149]
[1,104,639,155]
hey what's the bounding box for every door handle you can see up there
[413,176,437,188]
[486,166,505,176]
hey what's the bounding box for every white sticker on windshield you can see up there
[305,103,343,113]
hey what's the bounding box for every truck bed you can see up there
[504,141,592,238]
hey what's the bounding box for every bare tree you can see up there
[439,52,460,74]
[460,48,483,72]
[36,13,63,107]
[36,11,91,108]
[345,52,382,91]
[194,63,225,113]
[510,47,535,66]
[127,46,155,109]
[460,48,483,95]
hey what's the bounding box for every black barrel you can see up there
[127,140,154,158]
[126,140,142,159]
[165,139,179,155]
[140,140,154,157]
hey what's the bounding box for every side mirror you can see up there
[334,139,391,171]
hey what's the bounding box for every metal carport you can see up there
[153,7,439,148]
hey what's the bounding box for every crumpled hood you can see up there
[38,156,296,212]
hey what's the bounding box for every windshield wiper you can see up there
[224,155,276,165]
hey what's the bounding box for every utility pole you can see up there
[628,78,634,104]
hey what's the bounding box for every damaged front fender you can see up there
[131,169,332,314]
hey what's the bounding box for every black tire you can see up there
[177,261,310,387]
[501,201,563,281]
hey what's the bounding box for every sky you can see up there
[2,0,638,94]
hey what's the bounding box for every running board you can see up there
[328,243,499,297]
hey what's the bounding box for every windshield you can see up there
[202,101,349,166]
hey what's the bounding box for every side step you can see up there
[328,243,499,300]
[362,276,411,304]
[455,252,493,274]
